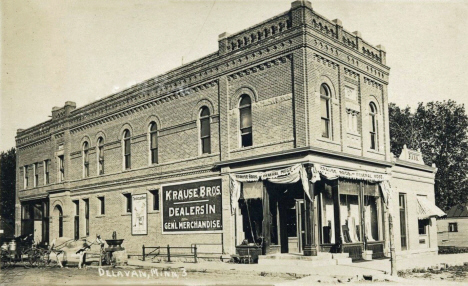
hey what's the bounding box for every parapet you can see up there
[52,101,77,120]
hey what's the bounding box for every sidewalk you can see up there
[127,253,468,283]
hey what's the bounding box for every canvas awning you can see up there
[417,196,446,220]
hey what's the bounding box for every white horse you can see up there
[49,235,105,269]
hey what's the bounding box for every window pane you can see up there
[239,95,251,107]
[321,119,329,138]
[152,190,159,211]
[202,137,211,154]
[125,155,131,169]
[150,123,157,132]
[321,97,329,118]
[240,108,252,129]
[200,118,210,137]
[151,149,158,164]
[125,139,131,154]
[370,134,376,150]
[241,133,253,147]
[151,132,158,149]
[200,107,210,117]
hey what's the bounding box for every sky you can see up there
[1,0,468,151]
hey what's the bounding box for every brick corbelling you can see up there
[17,32,303,147]
[69,80,218,134]
[306,34,388,83]
[17,137,51,150]
[227,55,292,81]
[364,77,383,90]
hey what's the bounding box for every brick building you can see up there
[15,0,443,261]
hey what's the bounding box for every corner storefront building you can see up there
[15,0,444,261]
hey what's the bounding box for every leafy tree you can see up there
[0,148,16,236]
[389,100,468,211]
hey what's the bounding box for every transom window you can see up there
[149,122,158,164]
[369,102,378,150]
[199,107,211,154]
[320,84,331,138]
[239,95,253,147]
[123,130,131,170]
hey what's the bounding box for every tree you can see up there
[389,100,468,211]
[0,148,16,236]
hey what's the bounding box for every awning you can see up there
[417,196,446,220]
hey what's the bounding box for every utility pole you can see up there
[389,213,397,276]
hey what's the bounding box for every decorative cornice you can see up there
[227,55,291,81]
[344,67,359,80]
[69,80,218,134]
[314,53,338,70]
[364,77,383,90]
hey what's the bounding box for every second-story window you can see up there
[369,102,378,150]
[239,95,253,147]
[320,83,331,138]
[97,137,104,175]
[123,130,131,170]
[24,166,29,188]
[83,141,89,178]
[44,160,50,185]
[149,123,158,164]
[58,155,65,182]
[33,163,38,187]
[199,107,211,154]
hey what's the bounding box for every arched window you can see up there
[83,141,89,178]
[199,107,211,154]
[149,122,158,164]
[369,102,378,150]
[239,95,253,147]
[97,137,104,175]
[123,129,131,170]
[320,84,331,138]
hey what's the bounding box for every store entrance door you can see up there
[286,200,306,253]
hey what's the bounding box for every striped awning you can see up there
[417,196,445,220]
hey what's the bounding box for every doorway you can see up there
[267,182,307,254]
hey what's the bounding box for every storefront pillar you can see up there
[304,180,317,256]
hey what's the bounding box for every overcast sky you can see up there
[1,0,468,151]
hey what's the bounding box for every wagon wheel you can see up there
[36,249,46,268]
[26,248,41,268]
[22,249,32,268]
[1,249,12,269]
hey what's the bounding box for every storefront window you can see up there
[363,183,382,242]
[339,180,361,243]
[320,182,335,244]
[239,181,263,244]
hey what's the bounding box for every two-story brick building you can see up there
[15,0,443,261]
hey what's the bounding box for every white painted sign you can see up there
[132,194,147,235]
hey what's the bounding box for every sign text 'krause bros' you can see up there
[162,178,222,233]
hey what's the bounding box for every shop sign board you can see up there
[162,178,223,234]
[132,194,148,235]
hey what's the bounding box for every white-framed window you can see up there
[23,165,29,188]
[123,130,131,170]
[123,193,132,213]
[449,222,458,232]
[239,95,252,147]
[369,102,378,150]
[58,155,65,182]
[43,160,50,185]
[83,141,90,178]
[150,190,159,211]
[98,196,105,215]
[199,107,211,154]
[97,137,104,175]
[149,122,158,164]
[320,83,331,138]
[33,162,38,187]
